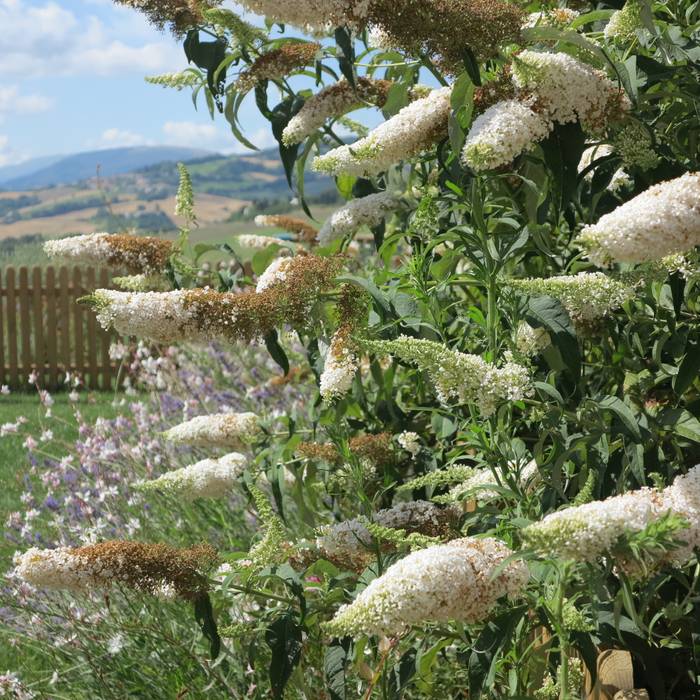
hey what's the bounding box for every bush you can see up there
[7,1,700,698]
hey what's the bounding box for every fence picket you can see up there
[0,269,5,388]
[5,267,18,386]
[18,267,31,381]
[32,267,45,384]
[98,268,112,390]
[45,267,59,388]
[72,267,85,381]
[58,267,71,381]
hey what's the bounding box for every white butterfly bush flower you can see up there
[524,465,700,564]
[396,431,421,456]
[282,77,391,146]
[317,191,399,246]
[462,99,552,171]
[325,537,529,637]
[163,412,260,447]
[510,272,634,321]
[44,232,172,274]
[255,257,294,292]
[511,50,629,132]
[578,172,700,264]
[137,453,248,500]
[363,336,530,416]
[515,322,551,356]
[313,87,452,177]
[319,331,358,402]
[578,144,632,192]
[523,8,579,28]
[237,234,292,250]
[441,459,538,503]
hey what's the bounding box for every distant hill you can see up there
[0,146,215,190]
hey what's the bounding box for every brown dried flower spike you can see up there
[236,43,321,92]
[106,234,174,274]
[114,0,221,34]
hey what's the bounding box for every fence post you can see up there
[18,267,31,382]
[5,267,18,387]
[58,267,71,383]
[45,267,59,389]
[32,267,45,386]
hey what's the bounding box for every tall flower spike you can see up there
[325,537,528,637]
[509,272,634,322]
[163,413,260,448]
[523,465,700,565]
[137,453,248,500]
[319,328,359,403]
[362,336,530,416]
[14,541,218,600]
[313,87,452,177]
[282,77,393,146]
[44,233,173,274]
[577,172,700,265]
[462,99,551,171]
[89,255,343,344]
[511,50,630,133]
[317,191,399,246]
[235,43,321,93]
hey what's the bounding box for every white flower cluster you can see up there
[512,50,628,132]
[605,0,643,41]
[524,465,700,564]
[396,431,421,456]
[113,274,170,292]
[235,0,370,32]
[442,459,538,503]
[163,412,260,448]
[256,257,293,292]
[316,500,458,566]
[578,173,700,264]
[364,336,530,416]
[44,233,112,265]
[523,8,579,28]
[138,453,247,500]
[145,71,200,90]
[510,272,634,321]
[14,547,98,594]
[317,191,398,246]
[463,51,628,171]
[326,537,529,637]
[313,87,452,177]
[238,233,292,251]
[93,290,197,344]
[282,78,390,146]
[578,144,632,192]
[515,322,551,356]
[462,99,551,171]
[319,331,358,403]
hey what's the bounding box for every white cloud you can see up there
[91,128,153,149]
[162,121,225,148]
[0,86,52,115]
[0,0,183,77]
[0,133,27,167]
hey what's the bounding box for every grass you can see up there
[0,391,120,535]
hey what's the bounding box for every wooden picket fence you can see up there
[0,266,118,390]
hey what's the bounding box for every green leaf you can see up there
[673,342,700,395]
[266,613,303,699]
[252,244,282,275]
[525,295,580,378]
[657,408,700,443]
[598,396,642,442]
[265,329,290,376]
[193,593,221,660]
[324,638,352,700]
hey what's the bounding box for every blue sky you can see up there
[0,0,280,166]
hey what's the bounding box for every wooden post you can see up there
[18,267,31,383]
[45,267,59,389]
[58,267,71,383]
[5,267,18,387]
[32,267,45,386]
[72,267,85,381]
